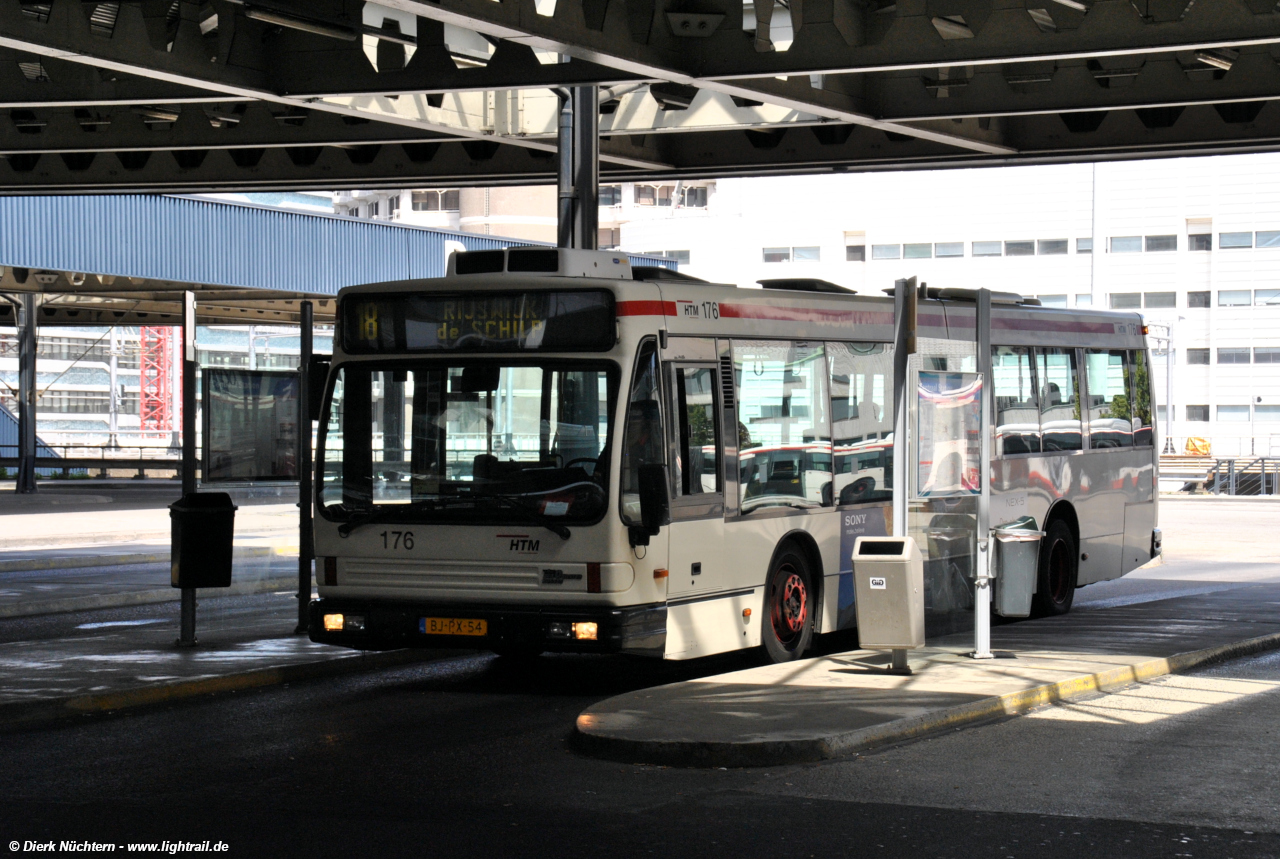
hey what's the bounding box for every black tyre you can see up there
[762,547,815,663]
[1031,519,1077,617]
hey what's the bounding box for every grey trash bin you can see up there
[993,515,1045,618]
[170,492,237,589]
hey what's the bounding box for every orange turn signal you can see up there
[653,568,669,579]
[742,608,752,618]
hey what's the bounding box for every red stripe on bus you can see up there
[617,300,677,317]
[719,303,893,325]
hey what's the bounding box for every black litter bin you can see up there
[170,492,238,588]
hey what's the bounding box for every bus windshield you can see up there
[318,360,618,526]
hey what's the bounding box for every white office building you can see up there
[622,154,1280,458]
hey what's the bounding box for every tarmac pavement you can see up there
[2,488,1279,772]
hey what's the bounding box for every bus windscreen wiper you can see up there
[337,503,429,537]
[336,496,570,540]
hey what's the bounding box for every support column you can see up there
[572,85,599,250]
[108,326,120,449]
[15,293,37,495]
[555,85,600,250]
[178,293,198,647]
[296,302,314,635]
[971,289,994,660]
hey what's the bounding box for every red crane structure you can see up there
[138,326,174,438]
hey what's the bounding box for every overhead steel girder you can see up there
[0,0,1014,156]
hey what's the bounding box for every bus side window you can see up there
[620,338,664,524]
[1084,348,1134,449]
[828,342,893,505]
[1035,347,1082,452]
[992,346,1040,455]
[674,366,721,496]
[1130,349,1153,447]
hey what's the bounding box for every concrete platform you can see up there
[574,584,1280,768]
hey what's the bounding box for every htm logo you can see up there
[501,534,540,553]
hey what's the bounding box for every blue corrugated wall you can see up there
[0,195,673,294]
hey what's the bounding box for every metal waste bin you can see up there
[170,492,237,588]
[852,536,925,650]
[993,516,1045,618]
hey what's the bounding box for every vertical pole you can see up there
[890,278,914,537]
[178,293,198,647]
[15,294,37,494]
[972,289,994,660]
[556,89,574,249]
[1165,331,1174,454]
[572,85,599,250]
[296,302,314,635]
[108,326,120,449]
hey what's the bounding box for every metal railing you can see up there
[1207,457,1280,496]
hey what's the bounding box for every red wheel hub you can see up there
[772,571,808,641]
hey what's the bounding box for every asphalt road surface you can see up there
[2,497,1278,858]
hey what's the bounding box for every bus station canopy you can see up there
[2,0,1279,192]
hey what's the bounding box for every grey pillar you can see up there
[15,293,37,494]
[556,89,574,249]
[572,85,599,250]
[178,293,198,646]
[296,302,314,634]
[108,326,120,449]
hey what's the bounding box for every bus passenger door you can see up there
[666,362,725,596]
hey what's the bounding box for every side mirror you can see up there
[307,355,331,422]
[632,464,669,546]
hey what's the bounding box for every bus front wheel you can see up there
[762,548,814,663]
[1032,519,1077,617]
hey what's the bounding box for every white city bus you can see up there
[309,248,1159,662]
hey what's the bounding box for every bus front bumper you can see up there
[308,598,666,656]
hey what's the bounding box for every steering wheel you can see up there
[564,457,598,473]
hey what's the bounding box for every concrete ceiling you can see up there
[3,0,1280,191]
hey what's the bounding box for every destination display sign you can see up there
[342,290,616,353]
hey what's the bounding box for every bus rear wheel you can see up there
[762,548,814,663]
[1031,519,1077,617]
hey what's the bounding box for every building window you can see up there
[904,243,932,259]
[871,244,902,260]
[1109,293,1141,309]
[1109,236,1142,253]
[1075,294,1092,307]
[346,207,357,217]
[1219,290,1252,306]
[1257,230,1280,248]
[1256,405,1280,421]
[1077,238,1093,254]
[1218,405,1250,421]
[1189,234,1212,251]
[1220,231,1252,249]
[1156,405,1167,421]
[793,246,820,261]
[598,228,620,248]
[680,186,708,207]
[935,242,964,257]
[411,190,460,211]
[1254,348,1280,364]
[1005,240,1035,256]
[388,195,400,213]
[763,247,790,263]
[657,186,674,207]
[1188,291,1210,308]
[972,241,1002,257]
[635,185,656,206]
[368,201,379,217]
[598,185,622,206]
[1144,292,1176,308]
[1145,235,1177,252]
[1218,348,1251,364]
[1186,405,1210,422]
[1187,349,1210,365]
[846,245,866,262]
[1037,295,1068,308]
[1038,239,1068,255]
[1256,289,1280,306]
